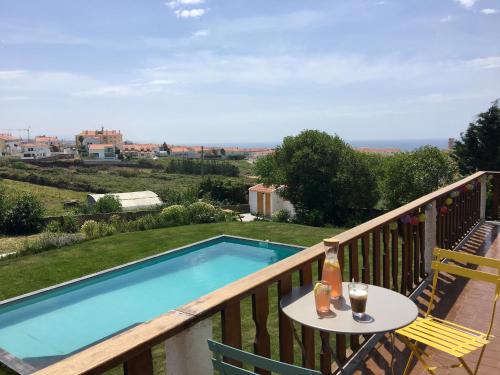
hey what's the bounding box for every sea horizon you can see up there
[181,138,450,152]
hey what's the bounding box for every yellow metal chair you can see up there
[396,247,500,374]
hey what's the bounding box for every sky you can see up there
[0,0,499,144]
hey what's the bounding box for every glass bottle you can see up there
[322,238,343,299]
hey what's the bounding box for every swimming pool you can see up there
[0,235,301,372]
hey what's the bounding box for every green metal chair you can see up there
[208,339,322,375]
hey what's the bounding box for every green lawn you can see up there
[0,178,87,216]
[0,222,344,375]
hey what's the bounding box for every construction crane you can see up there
[0,127,31,141]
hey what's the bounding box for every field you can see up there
[0,221,344,375]
[0,159,256,195]
[0,178,87,216]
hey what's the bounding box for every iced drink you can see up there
[348,282,368,320]
[322,260,342,299]
[314,281,331,316]
[323,238,343,299]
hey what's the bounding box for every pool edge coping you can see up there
[0,234,304,374]
[0,234,303,308]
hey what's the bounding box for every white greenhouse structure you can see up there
[87,191,163,211]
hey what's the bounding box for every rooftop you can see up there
[87,143,115,150]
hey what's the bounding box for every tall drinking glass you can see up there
[314,281,331,316]
[348,282,368,320]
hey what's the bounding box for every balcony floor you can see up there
[355,222,500,374]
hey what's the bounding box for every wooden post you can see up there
[222,300,242,366]
[424,201,437,274]
[252,287,271,375]
[320,331,332,375]
[299,264,315,369]
[278,274,294,364]
[480,175,487,221]
[124,349,153,375]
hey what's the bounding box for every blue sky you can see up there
[0,0,499,144]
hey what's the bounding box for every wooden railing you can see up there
[34,171,499,375]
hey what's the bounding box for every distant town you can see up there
[0,127,456,162]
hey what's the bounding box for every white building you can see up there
[248,184,295,218]
[88,144,117,160]
[0,133,22,156]
[87,191,163,211]
[21,143,51,159]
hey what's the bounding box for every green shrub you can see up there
[93,195,122,213]
[133,215,159,231]
[61,214,79,233]
[98,222,116,237]
[23,232,86,255]
[159,205,188,226]
[157,187,198,206]
[187,202,219,224]
[3,193,44,235]
[198,177,248,204]
[271,209,291,223]
[45,220,62,233]
[109,214,126,232]
[0,188,6,231]
[81,220,100,239]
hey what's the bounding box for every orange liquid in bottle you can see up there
[322,260,343,299]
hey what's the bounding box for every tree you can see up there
[0,185,6,231]
[453,101,500,174]
[3,193,45,234]
[382,146,458,209]
[254,130,379,225]
[93,195,122,213]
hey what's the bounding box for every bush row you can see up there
[165,159,239,177]
[6,202,235,259]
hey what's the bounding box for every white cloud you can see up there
[192,29,209,37]
[174,8,207,18]
[481,8,498,14]
[74,79,174,97]
[147,79,174,86]
[375,1,386,5]
[166,0,205,8]
[0,70,25,79]
[0,96,29,101]
[465,57,500,69]
[454,0,478,9]
[440,15,453,23]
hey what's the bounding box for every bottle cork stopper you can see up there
[323,238,340,246]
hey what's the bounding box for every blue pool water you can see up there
[0,236,300,369]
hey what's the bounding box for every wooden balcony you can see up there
[356,222,500,374]
[32,171,500,375]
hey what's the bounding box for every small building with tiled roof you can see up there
[87,143,117,160]
[248,184,295,218]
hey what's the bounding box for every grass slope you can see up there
[0,222,345,374]
[0,178,87,216]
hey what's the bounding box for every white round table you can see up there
[280,282,418,373]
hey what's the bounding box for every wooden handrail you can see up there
[329,171,484,243]
[34,171,487,375]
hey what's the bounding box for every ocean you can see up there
[197,139,449,151]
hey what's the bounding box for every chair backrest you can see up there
[207,340,322,375]
[428,247,500,337]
